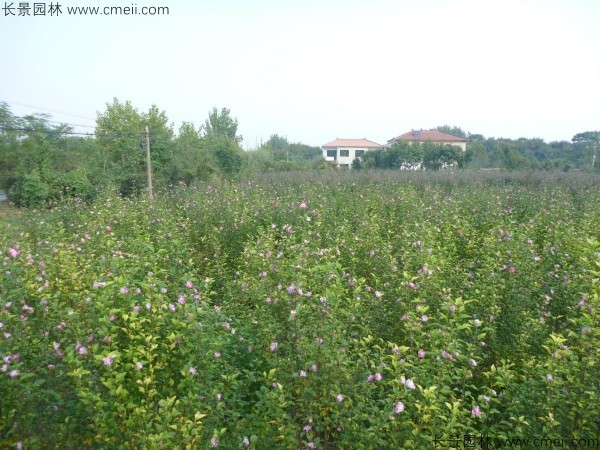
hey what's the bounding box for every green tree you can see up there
[422,143,464,170]
[572,131,600,170]
[202,107,242,144]
[96,98,174,194]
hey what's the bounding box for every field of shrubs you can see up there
[1,171,599,449]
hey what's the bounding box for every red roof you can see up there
[390,130,467,143]
[322,138,383,148]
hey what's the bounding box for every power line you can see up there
[0,126,143,138]
[1,100,97,122]
[12,114,97,129]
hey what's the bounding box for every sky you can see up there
[1,0,599,148]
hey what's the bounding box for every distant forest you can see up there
[0,99,598,207]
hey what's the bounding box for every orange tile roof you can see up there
[322,138,383,148]
[390,130,467,143]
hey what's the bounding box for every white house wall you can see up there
[322,147,370,167]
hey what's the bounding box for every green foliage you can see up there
[1,171,600,448]
[203,107,242,145]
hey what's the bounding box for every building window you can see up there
[340,150,350,157]
[326,149,337,159]
[355,150,365,157]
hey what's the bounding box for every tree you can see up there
[95,98,174,194]
[572,131,600,169]
[422,143,464,170]
[202,107,242,144]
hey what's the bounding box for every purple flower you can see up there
[394,401,405,413]
[300,201,307,209]
[418,349,426,359]
[303,424,311,432]
[307,443,316,449]
[186,280,194,289]
[178,296,186,305]
[135,362,143,370]
[471,405,481,417]
[404,378,415,389]
[120,286,129,295]
[336,394,344,403]
[299,370,307,377]
[102,356,113,366]
[9,369,20,378]
[287,284,297,294]
[242,437,250,447]
[270,342,278,352]
[78,346,88,355]
[8,248,19,258]
[214,351,221,358]
[311,364,318,372]
[421,315,428,322]
[374,372,382,382]
[469,358,477,367]
[169,304,176,312]
[210,437,219,447]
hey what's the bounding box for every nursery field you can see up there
[1,171,599,449]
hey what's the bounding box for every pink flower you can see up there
[169,304,176,312]
[300,201,307,209]
[214,351,221,358]
[299,370,307,377]
[404,378,415,389]
[471,405,481,417]
[9,369,20,378]
[336,394,344,402]
[78,346,88,355]
[186,280,193,289]
[135,362,143,370]
[311,364,318,372]
[120,286,129,295]
[394,401,405,413]
[270,342,278,352]
[374,372,382,382]
[418,349,426,359]
[242,437,250,447]
[105,226,112,232]
[375,290,382,298]
[210,437,219,447]
[178,296,186,305]
[8,248,20,258]
[102,356,113,366]
[214,305,221,313]
[290,309,297,317]
[421,315,428,322]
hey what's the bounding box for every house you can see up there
[321,138,384,168]
[387,130,467,152]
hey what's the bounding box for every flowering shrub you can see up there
[1,172,599,448]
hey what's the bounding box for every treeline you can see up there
[0,99,323,206]
[0,100,598,207]
[362,125,599,172]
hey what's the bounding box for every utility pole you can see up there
[145,126,153,200]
